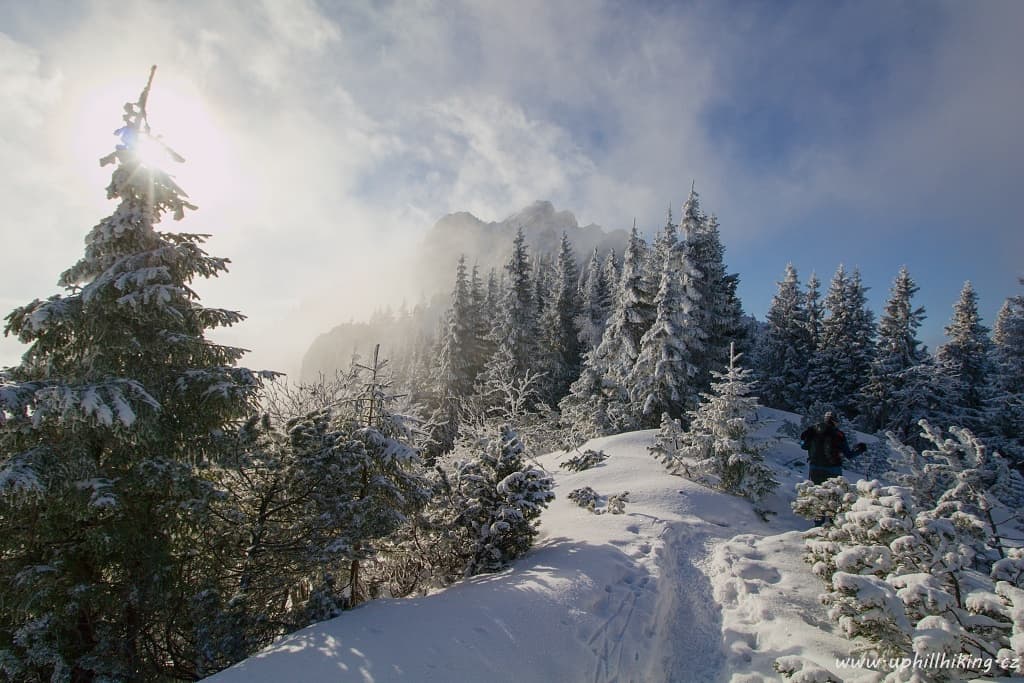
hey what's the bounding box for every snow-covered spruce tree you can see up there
[0,70,273,681]
[600,248,620,308]
[591,223,655,393]
[860,267,928,435]
[419,425,554,577]
[804,265,876,421]
[887,421,1024,536]
[992,278,1024,395]
[557,349,637,449]
[628,239,700,426]
[428,256,479,456]
[675,345,777,502]
[804,271,824,357]
[289,349,431,609]
[577,247,613,352]
[986,279,1024,463]
[184,364,431,673]
[560,226,652,440]
[690,211,749,385]
[537,233,582,406]
[934,281,994,435]
[755,263,813,412]
[648,411,686,471]
[649,206,678,292]
[477,228,538,409]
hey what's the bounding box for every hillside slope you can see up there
[206,409,876,682]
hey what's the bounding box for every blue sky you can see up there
[0,0,1021,374]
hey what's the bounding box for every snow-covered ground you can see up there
[207,409,878,682]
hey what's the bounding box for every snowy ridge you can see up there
[207,413,867,683]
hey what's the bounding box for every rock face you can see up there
[416,200,627,294]
[299,201,628,381]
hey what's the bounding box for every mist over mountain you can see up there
[299,201,629,381]
[415,200,628,295]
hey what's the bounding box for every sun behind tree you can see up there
[0,67,274,681]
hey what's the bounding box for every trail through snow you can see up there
[207,409,870,682]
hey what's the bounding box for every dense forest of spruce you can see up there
[2,77,1023,682]
[381,188,1023,469]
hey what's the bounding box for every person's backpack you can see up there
[802,424,842,467]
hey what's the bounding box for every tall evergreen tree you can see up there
[0,69,272,680]
[468,264,489,379]
[628,239,700,425]
[692,212,747,378]
[601,248,620,308]
[992,278,1024,395]
[804,265,876,419]
[935,281,993,431]
[429,256,477,454]
[649,206,678,291]
[558,236,643,443]
[755,264,812,411]
[988,278,1024,462]
[537,233,582,405]
[577,247,612,351]
[478,229,537,404]
[435,256,476,399]
[805,271,824,354]
[591,224,655,391]
[532,251,554,327]
[860,267,927,433]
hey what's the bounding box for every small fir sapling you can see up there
[649,412,686,473]
[677,344,778,502]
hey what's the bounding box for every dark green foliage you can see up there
[804,265,876,420]
[756,264,813,412]
[456,426,555,574]
[0,73,272,681]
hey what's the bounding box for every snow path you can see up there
[207,412,865,682]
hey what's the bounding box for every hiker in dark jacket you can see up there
[800,411,865,484]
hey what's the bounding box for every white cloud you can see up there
[1,0,1021,372]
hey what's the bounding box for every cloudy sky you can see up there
[1,0,1021,376]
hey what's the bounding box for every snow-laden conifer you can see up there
[430,256,477,454]
[993,279,1024,395]
[860,267,928,434]
[0,69,273,680]
[591,223,655,392]
[674,345,777,502]
[478,229,538,406]
[649,206,678,292]
[689,211,748,385]
[577,247,613,351]
[537,233,582,405]
[649,412,686,471]
[755,264,813,412]
[420,425,554,578]
[283,351,432,610]
[628,240,700,424]
[804,272,824,354]
[934,281,993,433]
[804,265,876,420]
[986,279,1024,463]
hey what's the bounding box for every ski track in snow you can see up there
[208,410,870,683]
